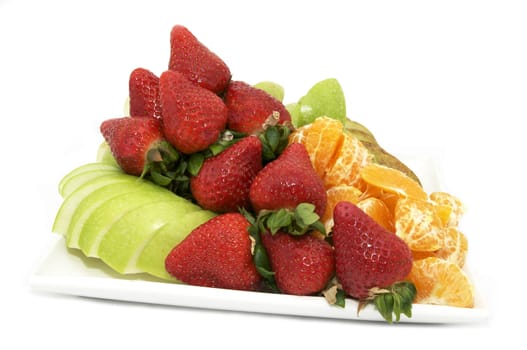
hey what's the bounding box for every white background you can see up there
[1,0,525,348]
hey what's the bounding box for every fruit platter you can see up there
[31,25,487,323]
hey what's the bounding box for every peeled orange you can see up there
[289,116,371,189]
[394,197,444,252]
[430,191,466,227]
[412,227,468,268]
[407,257,474,308]
[356,197,394,232]
[360,163,427,201]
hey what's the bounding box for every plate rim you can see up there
[29,235,488,324]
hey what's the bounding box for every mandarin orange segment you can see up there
[356,197,395,232]
[359,163,427,201]
[434,204,453,227]
[289,117,344,178]
[289,116,371,190]
[429,191,466,227]
[394,197,444,251]
[303,117,344,178]
[440,227,468,267]
[413,227,468,268]
[322,184,362,231]
[288,122,312,144]
[360,186,400,215]
[407,257,474,308]
[324,132,371,189]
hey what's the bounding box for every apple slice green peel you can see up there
[137,210,216,280]
[287,78,347,128]
[59,163,122,197]
[53,173,138,237]
[254,81,285,102]
[63,180,153,249]
[97,200,201,274]
[76,178,194,257]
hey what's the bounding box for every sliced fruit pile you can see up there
[52,24,475,323]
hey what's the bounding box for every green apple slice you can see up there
[64,179,163,249]
[137,210,216,280]
[53,173,138,237]
[96,141,118,167]
[97,200,201,274]
[77,180,191,258]
[296,78,347,127]
[67,177,191,249]
[286,102,303,128]
[59,164,122,197]
[254,81,285,102]
[60,168,125,198]
[58,163,121,191]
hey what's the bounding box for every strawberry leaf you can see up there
[258,124,292,162]
[295,203,320,226]
[150,170,173,186]
[265,209,293,234]
[254,203,326,237]
[240,207,279,292]
[369,281,417,324]
[264,126,280,151]
[253,245,274,279]
[187,153,205,176]
[335,289,347,308]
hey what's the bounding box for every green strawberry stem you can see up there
[240,203,326,292]
[187,129,247,177]
[257,203,326,236]
[258,112,293,162]
[359,281,417,324]
[240,207,278,292]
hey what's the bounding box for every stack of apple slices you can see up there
[52,159,215,281]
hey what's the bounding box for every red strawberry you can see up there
[190,136,262,213]
[100,117,164,176]
[128,68,161,119]
[224,81,291,134]
[165,213,261,291]
[332,201,413,300]
[168,25,231,94]
[261,231,334,295]
[159,70,228,154]
[249,143,327,217]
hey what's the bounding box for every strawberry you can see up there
[261,231,334,295]
[128,68,162,119]
[332,201,416,323]
[100,116,167,176]
[165,213,261,291]
[190,136,262,213]
[168,25,231,94]
[159,70,228,154]
[224,81,291,134]
[249,143,327,217]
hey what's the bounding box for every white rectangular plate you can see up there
[29,154,488,323]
